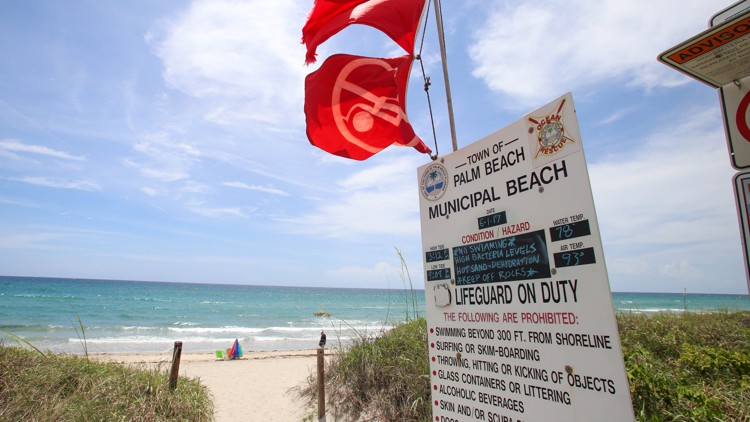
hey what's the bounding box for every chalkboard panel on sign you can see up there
[477,211,507,230]
[426,268,452,281]
[425,249,450,263]
[550,219,591,242]
[452,230,551,285]
[553,247,596,268]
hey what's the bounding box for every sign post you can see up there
[418,93,634,421]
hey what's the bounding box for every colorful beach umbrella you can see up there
[229,338,243,359]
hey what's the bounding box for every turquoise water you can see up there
[0,276,423,354]
[612,291,750,314]
[1,276,748,354]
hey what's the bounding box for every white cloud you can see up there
[148,0,308,126]
[326,261,404,287]
[124,158,189,182]
[142,187,162,197]
[595,108,634,126]
[10,176,100,191]
[124,133,203,183]
[0,196,44,209]
[284,155,424,239]
[178,180,210,194]
[0,232,65,249]
[0,139,85,161]
[589,106,741,291]
[468,0,720,109]
[659,259,702,279]
[223,181,289,196]
[591,107,734,246]
[189,205,248,218]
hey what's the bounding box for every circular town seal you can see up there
[420,163,448,201]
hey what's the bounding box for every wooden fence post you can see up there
[317,347,326,422]
[169,341,183,389]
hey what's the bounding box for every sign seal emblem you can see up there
[420,163,448,201]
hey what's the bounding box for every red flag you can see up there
[304,54,431,160]
[302,0,426,64]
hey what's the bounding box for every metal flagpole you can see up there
[433,0,458,152]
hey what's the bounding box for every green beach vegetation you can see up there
[2,312,747,421]
[620,311,750,420]
[0,345,213,421]
[296,311,750,421]
[295,319,431,421]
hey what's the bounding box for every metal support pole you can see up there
[433,0,458,152]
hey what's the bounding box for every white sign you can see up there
[658,9,750,88]
[417,93,634,422]
[733,171,750,293]
[721,74,750,169]
[711,0,750,26]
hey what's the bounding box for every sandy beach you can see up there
[93,349,321,422]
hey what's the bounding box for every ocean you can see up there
[1,276,748,355]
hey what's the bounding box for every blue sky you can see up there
[1,0,746,294]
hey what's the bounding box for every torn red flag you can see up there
[302,0,426,64]
[304,54,431,160]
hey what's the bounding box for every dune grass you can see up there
[295,311,750,421]
[0,345,213,421]
[618,311,750,420]
[294,319,430,421]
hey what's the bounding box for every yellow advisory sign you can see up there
[658,10,750,88]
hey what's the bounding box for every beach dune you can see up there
[94,350,319,422]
